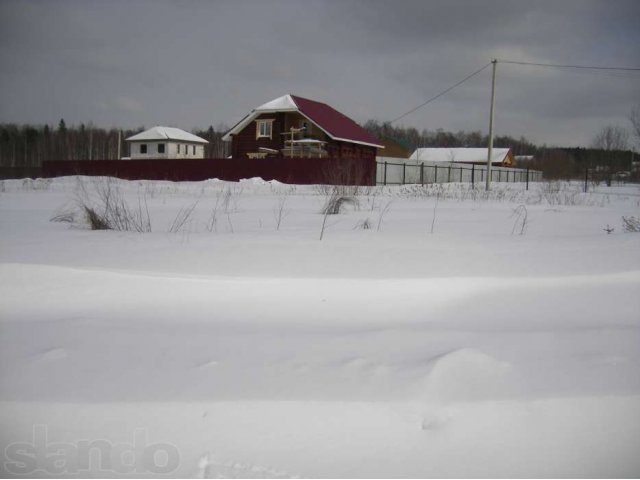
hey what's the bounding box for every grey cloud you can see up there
[0,0,638,146]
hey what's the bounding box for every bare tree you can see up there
[630,105,640,147]
[591,125,629,151]
[591,125,629,186]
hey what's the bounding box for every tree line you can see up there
[362,120,539,156]
[364,118,639,180]
[0,120,230,168]
[1,113,638,181]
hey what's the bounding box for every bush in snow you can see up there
[75,178,152,232]
[622,216,640,233]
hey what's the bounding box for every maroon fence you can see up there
[41,157,376,186]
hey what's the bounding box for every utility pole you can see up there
[117,130,122,160]
[486,58,497,191]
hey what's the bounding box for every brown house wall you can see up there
[229,114,377,162]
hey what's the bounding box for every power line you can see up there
[498,59,640,72]
[390,63,492,124]
[388,58,639,126]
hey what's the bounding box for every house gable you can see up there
[224,95,383,159]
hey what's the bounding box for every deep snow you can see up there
[0,177,639,478]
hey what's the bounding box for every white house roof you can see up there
[409,148,511,164]
[255,94,298,112]
[125,126,208,144]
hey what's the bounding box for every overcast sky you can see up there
[1,0,639,147]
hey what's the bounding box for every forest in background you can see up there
[0,120,231,168]
[0,118,637,180]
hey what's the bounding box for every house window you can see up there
[177,144,180,154]
[193,145,196,155]
[157,143,165,154]
[256,119,273,139]
[140,144,147,154]
[184,144,188,155]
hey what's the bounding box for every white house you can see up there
[125,126,208,159]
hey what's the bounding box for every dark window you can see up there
[177,144,180,154]
[157,143,165,154]
[193,145,196,155]
[140,144,147,154]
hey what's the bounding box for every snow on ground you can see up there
[0,177,639,477]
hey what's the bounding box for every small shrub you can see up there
[510,205,528,235]
[168,201,199,233]
[50,208,76,224]
[84,206,111,230]
[355,218,372,230]
[273,195,290,231]
[322,194,357,215]
[74,178,152,232]
[377,200,393,232]
[622,216,640,233]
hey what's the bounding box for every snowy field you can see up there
[1,176,639,478]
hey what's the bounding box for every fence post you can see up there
[384,161,387,186]
[402,162,406,185]
[584,167,588,193]
[434,165,438,184]
[471,164,475,189]
[420,163,424,186]
[526,168,529,190]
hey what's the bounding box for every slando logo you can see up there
[4,425,180,475]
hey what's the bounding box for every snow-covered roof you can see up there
[409,148,511,164]
[255,94,298,112]
[125,126,208,144]
[222,94,383,148]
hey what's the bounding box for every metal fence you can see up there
[376,158,543,187]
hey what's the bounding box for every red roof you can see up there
[223,94,383,148]
[291,95,382,148]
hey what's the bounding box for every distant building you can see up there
[125,126,208,159]
[377,137,412,159]
[222,94,383,160]
[409,148,514,167]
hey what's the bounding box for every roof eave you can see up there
[331,136,384,149]
[223,103,383,148]
[222,106,300,141]
[126,137,208,144]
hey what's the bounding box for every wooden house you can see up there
[222,95,383,160]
